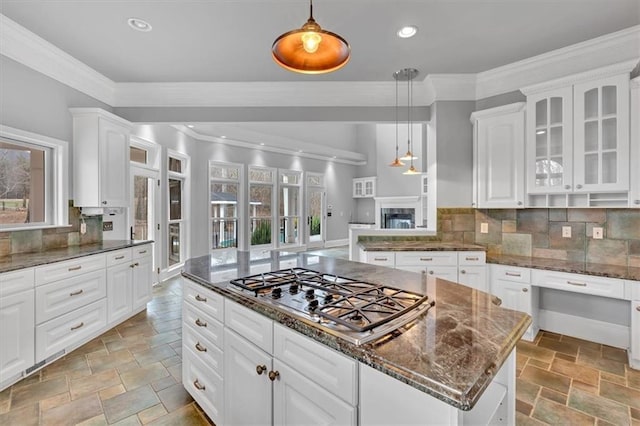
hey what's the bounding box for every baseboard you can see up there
[325,239,348,248]
[538,309,629,349]
[160,267,182,282]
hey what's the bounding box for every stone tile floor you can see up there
[0,247,638,425]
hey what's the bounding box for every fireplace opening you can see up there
[381,208,415,229]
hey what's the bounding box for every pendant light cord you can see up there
[395,77,399,157]
[409,74,414,168]
[309,0,314,19]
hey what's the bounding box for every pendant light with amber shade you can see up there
[272,0,350,74]
[389,75,405,167]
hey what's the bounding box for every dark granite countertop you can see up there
[487,254,640,282]
[182,252,530,410]
[0,240,153,273]
[358,241,486,252]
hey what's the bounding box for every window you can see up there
[0,126,68,230]
[210,162,242,251]
[130,146,147,164]
[167,152,189,268]
[249,167,275,248]
[278,169,302,246]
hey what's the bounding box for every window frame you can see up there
[0,125,68,231]
[248,166,276,249]
[209,161,244,252]
[166,150,190,272]
[277,169,303,248]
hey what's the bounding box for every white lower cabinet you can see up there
[107,262,133,324]
[458,266,488,292]
[183,349,224,423]
[132,253,153,311]
[0,288,35,387]
[629,280,640,369]
[106,245,153,325]
[490,265,538,341]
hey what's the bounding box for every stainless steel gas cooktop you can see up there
[229,267,435,345]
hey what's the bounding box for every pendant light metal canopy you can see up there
[272,0,350,74]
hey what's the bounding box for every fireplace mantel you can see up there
[374,196,424,228]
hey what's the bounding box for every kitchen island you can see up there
[182,251,530,425]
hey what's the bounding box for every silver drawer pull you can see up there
[373,257,388,261]
[505,272,521,277]
[193,379,206,391]
[636,306,640,312]
[195,342,207,352]
[69,289,84,296]
[465,257,479,261]
[492,296,502,306]
[195,318,207,327]
[567,280,587,287]
[522,288,528,293]
[195,294,207,302]
[115,255,125,260]
[428,271,434,275]
[70,322,84,331]
[138,250,147,254]
[460,270,466,274]
[68,265,82,271]
[420,257,433,261]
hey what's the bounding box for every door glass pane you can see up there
[309,190,322,240]
[169,179,182,220]
[280,172,300,184]
[548,157,563,187]
[250,184,272,246]
[535,100,547,127]
[279,217,299,245]
[212,219,237,249]
[168,223,181,266]
[602,86,616,116]
[584,121,599,152]
[307,175,322,186]
[168,157,182,173]
[211,182,238,218]
[602,118,617,150]
[535,131,547,158]
[133,176,150,240]
[550,97,562,125]
[279,187,299,216]
[210,164,239,180]
[602,152,617,184]
[130,147,147,164]
[549,127,562,156]
[584,88,598,120]
[249,168,273,183]
[584,154,598,184]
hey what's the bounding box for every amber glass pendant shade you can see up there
[402,165,419,175]
[272,0,350,74]
[389,157,405,167]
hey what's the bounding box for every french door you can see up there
[305,174,325,249]
[130,166,160,284]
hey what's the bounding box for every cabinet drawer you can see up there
[35,270,106,324]
[183,348,223,425]
[274,323,357,405]
[183,301,224,350]
[491,265,531,284]
[132,245,152,260]
[626,280,640,300]
[458,251,486,265]
[35,254,106,286]
[0,268,35,298]
[183,323,223,374]
[36,298,107,362]
[533,270,625,299]
[106,249,131,267]
[183,280,224,322]
[365,252,395,267]
[225,299,273,354]
[396,251,457,266]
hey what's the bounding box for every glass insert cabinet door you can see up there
[573,74,630,192]
[526,87,573,194]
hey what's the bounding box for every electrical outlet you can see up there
[562,226,572,238]
[80,222,87,235]
[103,221,113,232]
[480,222,489,234]
[592,227,603,239]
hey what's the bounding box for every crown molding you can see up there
[469,102,525,122]
[0,14,115,105]
[68,107,133,129]
[426,74,477,102]
[171,125,367,166]
[521,60,639,95]
[476,25,640,100]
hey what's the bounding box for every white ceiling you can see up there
[1,0,638,83]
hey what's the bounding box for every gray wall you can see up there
[475,90,526,111]
[432,100,475,207]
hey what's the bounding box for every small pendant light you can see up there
[272,0,350,74]
[389,75,405,167]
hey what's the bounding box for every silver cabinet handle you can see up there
[68,265,82,271]
[492,296,502,306]
[428,270,434,275]
[193,379,205,390]
[465,257,479,261]
[576,184,583,189]
[195,318,207,327]
[522,288,529,292]
[505,272,521,277]
[268,370,280,381]
[517,201,523,206]
[69,289,84,296]
[70,322,84,331]
[420,257,433,261]
[636,306,640,312]
[567,280,587,287]
[138,250,147,254]
[195,294,207,302]
[373,257,388,261]
[115,255,125,260]
[460,270,466,274]
[102,201,108,205]
[195,342,207,352]
[564,185,571,190]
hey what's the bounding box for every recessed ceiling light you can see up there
[298,150,303,153]
[397,25,417,38]
[220,135,227,139]
[128,18,152,32]
[260,143,265,146]
[333,156,337,159]
[186,124,195,129]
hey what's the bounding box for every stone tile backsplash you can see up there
[0,203,102,257]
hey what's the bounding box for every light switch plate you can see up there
[592,227,603,239]
[562,226,572,238]
[480,222,489,234]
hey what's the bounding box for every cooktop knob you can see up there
[324,294,334,304]
[271,287,282,299]
[308,299,319,311]
[289,283,299,293]
[305,289,315,299]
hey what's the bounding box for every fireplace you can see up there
[381,208,415,229]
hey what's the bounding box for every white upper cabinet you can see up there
[471,103,526,209]
[522,63,634,207]
[628,76,640,207]
[70,108,132,208]
[352,177,376,198]
[573,74,629,192]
